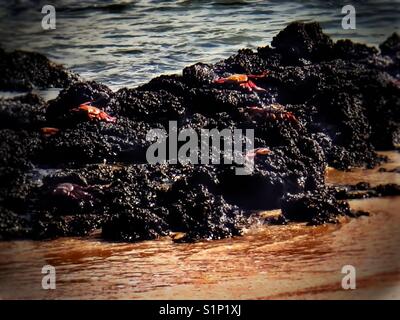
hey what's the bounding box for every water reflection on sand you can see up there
[0,152,399,299]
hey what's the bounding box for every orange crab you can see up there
[214,72,268,92]
[245,147,272,159]
[40,127,60,137]
[71,102,116,123]
[244,105,298,124]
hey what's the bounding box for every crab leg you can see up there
[246,80,266,92]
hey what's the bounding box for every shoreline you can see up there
[1,152,399,298]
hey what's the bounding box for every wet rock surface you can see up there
[0,22,399,242]
[333,182,400,200]
[281,188,351,225]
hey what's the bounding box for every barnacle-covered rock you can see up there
[1,21,399,242]
[0,48,79,90]
[46,81,116,125]
[281,189,351,225]
[115,88,185,125]
[271,21,334,64]
[380,32,400,57]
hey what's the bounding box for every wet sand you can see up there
[0,152,399,299]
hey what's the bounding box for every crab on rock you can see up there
[245,147,272,159]
[214,72,268,92]
[70,93,115,122]
[243,104,298,124]
[52,183,93,201]
[71,102,116,123]
[40,127,60,137]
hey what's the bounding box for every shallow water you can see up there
[326,151,400,187]
[0,151,399,299]
[0,0,399,90]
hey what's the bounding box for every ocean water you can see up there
[0,0,399,90]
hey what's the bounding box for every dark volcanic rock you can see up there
[100,165,170,241]
[37,119,153,165]
[102,207,168,242]
[164,169,245,242]
[183,63,217,86]
[0,129,41,170]
[218,125,326,210]
[1,21,399,242]
[281,189,351,225]
[333,39,378,61]
[334,182,400,200]
[308,87,376,169]
[0,94,47,130]
[271,21,333,64]
[46,81,116,126]
[216,49,270,75]
[0,207,30,240]
[32,212,104,239]
[138,74,189,98]
[115,88,185,125]
[380,32,400,56]
[187,88,261,115]
[375,183,400,196]
[0,49,79,90]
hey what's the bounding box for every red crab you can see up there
[71,102,116,123]
[40,127,60,137]
[245,147,272,159]
[214,72,268,92]
[244,104,298,124]
[52,183,93,201]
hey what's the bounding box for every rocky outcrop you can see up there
[0,22,399,242]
